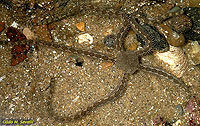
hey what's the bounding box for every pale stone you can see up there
[77,33,93,44]
[23,28,35,40]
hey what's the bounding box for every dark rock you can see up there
[103,34,116,48]
[183,7,200,41]
[136,24,169,52]
[6,27,26,42]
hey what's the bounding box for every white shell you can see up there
[154,46,188,78]
[0,75,6,82]
[11,21,18,28]
[77,33,93,44]
[172,119,182,126]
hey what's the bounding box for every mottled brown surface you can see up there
[0,0,200,126]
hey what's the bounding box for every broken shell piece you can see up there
[76,22,85,32]
[77,33,93,44]
[100,62,114,69]
[172,119,182,126]
[10,21,18,28]
[184,41,200,65]
[154,46,188,78]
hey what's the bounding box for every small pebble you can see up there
[0,22,5,33]
[185,96,199,113]
[103,34,116,48]
[103,28,113,36]
[167,14,192,33]
[171,31,185,47]
[0,75,6,82]
[185,96,200,126]
[156,23,185,47]
[184,41,200,65]
[77,33,93,44]
[23,28,35,40]
[76,22,85,32]
[175,104,184,116]
[72,96,80,102]
[100,62,114,69]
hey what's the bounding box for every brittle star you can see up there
[0,7,190,123]
[45,13,190,122]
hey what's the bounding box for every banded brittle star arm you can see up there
[47,73,130,122]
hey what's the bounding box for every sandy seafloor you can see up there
[0,0,200,125]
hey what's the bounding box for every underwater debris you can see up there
[6,27,26,42]
[10,45,30,66]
